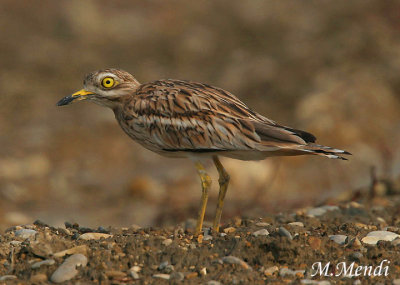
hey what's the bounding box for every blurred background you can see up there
[1,0,400,231]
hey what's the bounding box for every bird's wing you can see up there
[127,79,315,152]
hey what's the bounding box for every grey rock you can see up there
[153,274,170,280]
[255,222,270,227]
[50,254,88,283]
[221,256,252,270]
[252,229,269,237]
[0,275,17,281]
[361,231,400,245]
[279,227,293,240]
[162,238,173,246]
[307,205,339,217]
[393,279,400,285]
[301,280,330,285]
[170,272,184,281]
[207,281,222,285]
[288,222,304,227]
[279,268,305,277]
[203,235,213,241]
[329,235,348,245]
[31,258,55,269]
[15,229,37,240]
[158,261,169,270]
[129,270,140,280]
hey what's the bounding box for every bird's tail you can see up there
[299,143,351,160]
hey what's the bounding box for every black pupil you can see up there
[106,80,111,85]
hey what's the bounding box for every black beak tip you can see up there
[56,96,74,106]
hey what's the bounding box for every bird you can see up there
[57,68,350,234]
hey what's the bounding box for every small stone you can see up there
[203,235,213,241]
[264,266,278,276]
[170,272,184,281]
[185,272,198,279]
[306,205,339,217]
[280,268,295,277]
[392,238,400,246]
[162,238,173,246]
[288,222,304,227]
[301,280,331,285]
[223,227,236,233]
[50,254,88,283]
[349,252,363,261]
[393,279,400,285]
[361,231,400,245]
[0,275,17,281]
[153,274,170,280]
[158,261,169,271]
[15,229,37,240]
[207,281,222,285]
[252,229,269,237]
[200,267,207,276]
[329,235,348,245]
[130,265,141,272]
[347,237,362,249]
[255,222,270,227]
[279,227,293,240]
[105,271,126,278]
[220,233,227,237]
[31,258,55,269]
[308,237,321,250]
[129,270,139,280]
[353,280,362,285]
[221,256,252,270]
[9,241,22,246]
[78,233,112,240]
[53,245,88,258]
[30,273,47,283]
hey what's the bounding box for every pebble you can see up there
[0,275,17,281]
[255,222,270,227]
[288,222,304,227]
[170,272,184,281]
[252,229,269,237]
[393,279,400,285]
[153,274,170,280]
[207,281,222,285]
[392,238,400,246]
[105,270,126,278]
[221,256,252,270]
[306,205,339,217]
[158,261,169,270]
[361,231,400,245]
[200,267,207,276]
[264,265,278,275]
[53,245,88,258]
[14,229,37,240]
[31,258,55,269]
[129,270,140,280]
[279,227,293,240]
[301,280,330,285]
[279,268,305,277]
[30,273,47,283]
[223,227,236,233]
[78,233,112,240]
[50,254,88,283]
[203,235,213,241]
[329,235,348,245]
[162,238,173,246]
[9,240,22,246]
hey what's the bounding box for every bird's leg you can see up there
[212,156,230,232]
[194,161,212,234]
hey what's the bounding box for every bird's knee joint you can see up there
[201,175,212,188]
[219,173,230,185]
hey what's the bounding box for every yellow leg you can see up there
[194,161,212,234]
[212,156,230,232]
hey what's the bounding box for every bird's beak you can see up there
[56,89,95,106]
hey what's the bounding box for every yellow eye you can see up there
[102,77,115,88]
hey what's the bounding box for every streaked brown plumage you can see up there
[57,68,350,233]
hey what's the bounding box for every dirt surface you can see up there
[1,185,400,285]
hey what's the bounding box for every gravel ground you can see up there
[1,191,400,284]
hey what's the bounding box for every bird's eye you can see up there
[102,77,115,88]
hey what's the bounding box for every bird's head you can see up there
[57,69,140,108]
